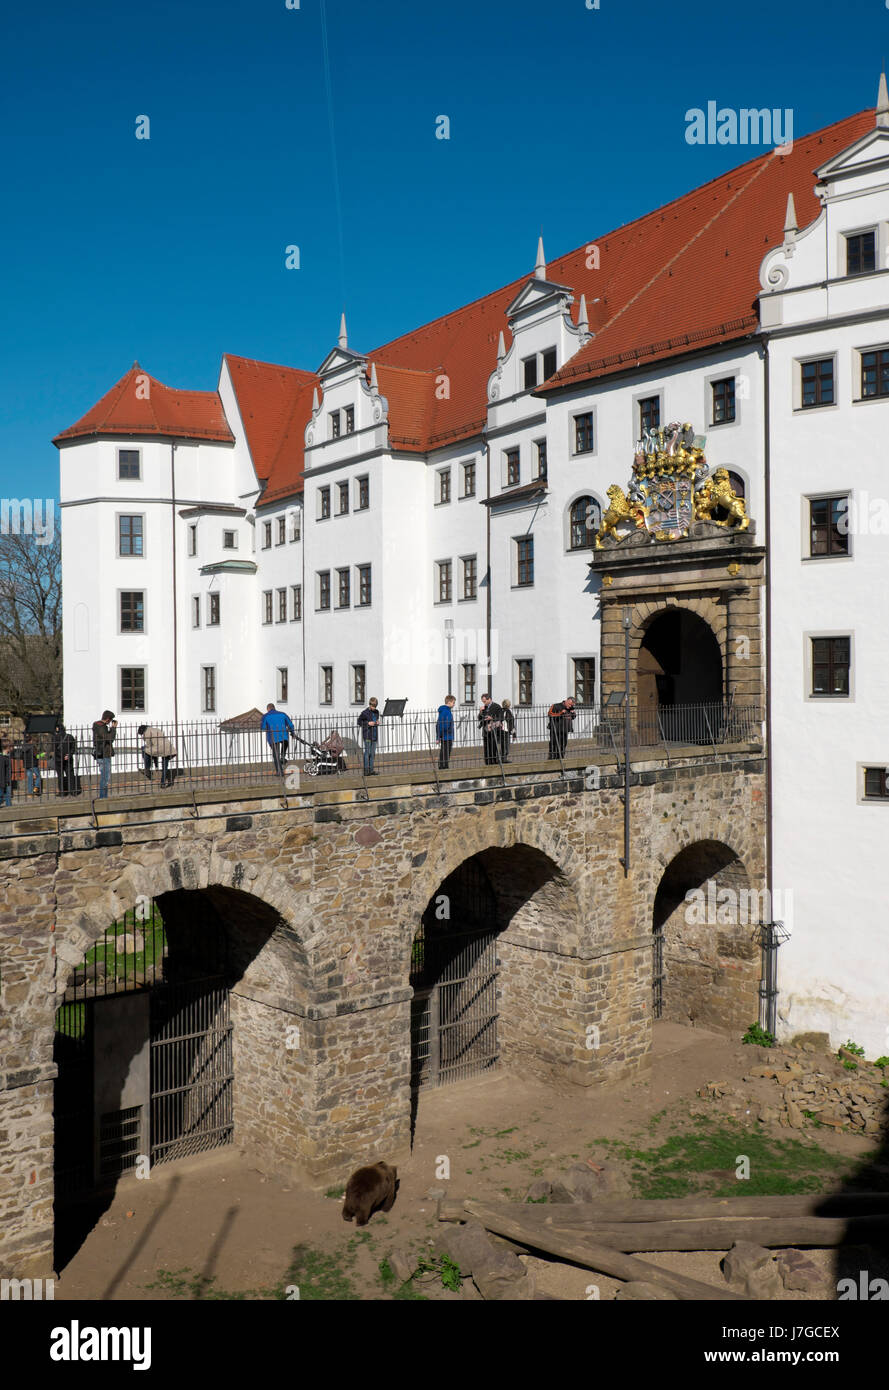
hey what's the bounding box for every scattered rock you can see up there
[615,1281,679,1300]
[115,932,144,955]
[524,1179,552,1202]
[776,1249,824,1294]
[436,1219,534,1300]
[425,1186,447,1200]
[387,1250,416,1285]
[721,1241,782,1298]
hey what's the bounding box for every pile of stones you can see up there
[698,1033,887,1136]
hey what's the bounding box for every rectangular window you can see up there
[120,667,145,712]
[329,411,341,439]
[358,564,372,606]
[223,529,237,549]
[801,359,834,408]
[319,486,331,519]
[356,476,369,510]
[208,592,220,626]
[277,517,286,545]
[318,571,331,610]
[516,536,534,587]
[437,560,452,603]
[462,663,476,706]
[462,461,476,497]
[289,511,301,541]
[462,555,477,600]
[523,356,538,390]
[277,587,287,622]
[864,767,889,799]
[639,396,660,433]
[861,349,889,399]
[352,663,366,704]
[263,590,273,624]
[262,521,272,549]
[534,439,547,480]
[846,230,876,276]
[291,584,302,621]
[277,667,288,703]
[809,496,850,557]
[811,636,850,696]
[437,469,451,504]
[574,412,594,453]
[517,659,533,706]
[505,448,520,487]
[337,481,350,515]
[712,377,736,424]
[118,449,140,480]
[192,596,201,628]
[573,657,597,705]
[120,591,144,632]
[202,666,216,714]
[320,666,333,705]
[119,515,144,556]
[337,567,351,608]
[541,347,557,380]
[188,524,197,557]
[344,405,355,434]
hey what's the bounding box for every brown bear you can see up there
[342,1161,398,1226]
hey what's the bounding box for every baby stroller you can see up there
[295,732,348,777]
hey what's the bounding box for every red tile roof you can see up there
[53,363,234,445]
[55,110,876,502]
[223,355,318,505]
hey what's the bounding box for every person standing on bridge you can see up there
[547,696,576,760]
[436,694,456,769]
[261,703,294,776]
[0,740,12,807]
[92,710,117,799]
[478,693,504,766]
[500,698,516,762]
[357,697,380,775]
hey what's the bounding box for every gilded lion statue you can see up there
[595,484,647,548]
[694,468,748,530]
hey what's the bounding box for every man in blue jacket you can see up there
[261,703,295,775]
[436,695,456,769]
[357,697,380,775]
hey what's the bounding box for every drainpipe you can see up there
[170,442,179,740]
[762,337,778,1032]
[484,437,492,691]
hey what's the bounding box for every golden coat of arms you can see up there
[594,423,748,548]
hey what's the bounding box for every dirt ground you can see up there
[52,1022,880,1302]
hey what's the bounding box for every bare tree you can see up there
[0,528,62,714]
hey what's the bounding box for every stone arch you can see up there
[651,838,759,1033]
[634,601,725,713]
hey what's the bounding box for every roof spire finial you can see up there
[534,234,546,280]
[577,293,589,335]
[877,70,889,128]
[312,387,320,412]
[338,311,348,349]
[497,330,506,362]
[783,192,798,237]
[370,361,378,389]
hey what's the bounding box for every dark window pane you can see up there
[847,232,876,275]
[523,357,537,389]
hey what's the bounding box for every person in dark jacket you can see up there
[547,696,576,760]
[357,698,380,775]
[0,741,12,807]
[499,699,516,762]
[436,695,456,768]
[92,710,117,799]
[260,703,295,776]
[53,726,80,797]
[20,734,42,795]
[478,694,504,766]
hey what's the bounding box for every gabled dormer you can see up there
[760,75,889,327]
[305,314,389,452]
[487,238,591,406]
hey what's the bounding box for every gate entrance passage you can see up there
[410,858,499,1098]
[53,901,232,1205]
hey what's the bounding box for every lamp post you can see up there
[621,606,631,877]
[444,618,454,695]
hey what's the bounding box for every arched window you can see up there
[569,496,600,550]
[726,470,745,499]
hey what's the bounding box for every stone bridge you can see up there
[0,741,765,1276]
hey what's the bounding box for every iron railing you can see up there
[0,702,762,805]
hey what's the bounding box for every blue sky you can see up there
[1,0,884,501]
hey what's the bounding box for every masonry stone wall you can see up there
[0,747,765,1277]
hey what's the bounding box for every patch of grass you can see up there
[494,1127,518,1137]
[494,1148,531,1163]
[462,1139,481,1149]
[742,1023,775,1047]
[144,1267,265,1300]
[276,1243,360,1300]
[325,1186,345,1199]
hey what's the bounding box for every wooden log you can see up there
[516,1192,889,1224]
[462,1200,745,1301]
[542,1214,889,1252]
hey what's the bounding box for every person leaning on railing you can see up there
[138,724,177,788]
[547,696,576,760]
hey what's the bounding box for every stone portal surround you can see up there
[0,747,765,1276]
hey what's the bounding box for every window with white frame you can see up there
[505,448,520,487]
[291,584,302,621]
[329,411,341,440]
[357,564,372,606]
[208,592,220,626]
[121,667,146,712]
[318,571,331,610]
[461,555,477,600]
[337,568,351,608]
[351,663,366,704]
[276,517,286,545]
[573,412,594,454]
[462,663,476,705]
[336,481,350,515]
[262,590,272,624]
[192,595,201,628]
[437,469,451,504]
[845,229,876,276]
[461,460,476,497]
[277,588,287,622]
[119,514,144,557]
[262,521,272,549]
[356,476,369,510]
[223,529,237,549]
[320,665,333,704]
[289,511,301,541]
[318,486,331,520]
[344,405,355,434]
[277,667,288,703]
[202,666,216,714]
[436,560,452,603]
[533,439,547,480]
[516,659,533,706]
[118,448,140,480]
[120,591,145,633]
[187,523,196,556]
